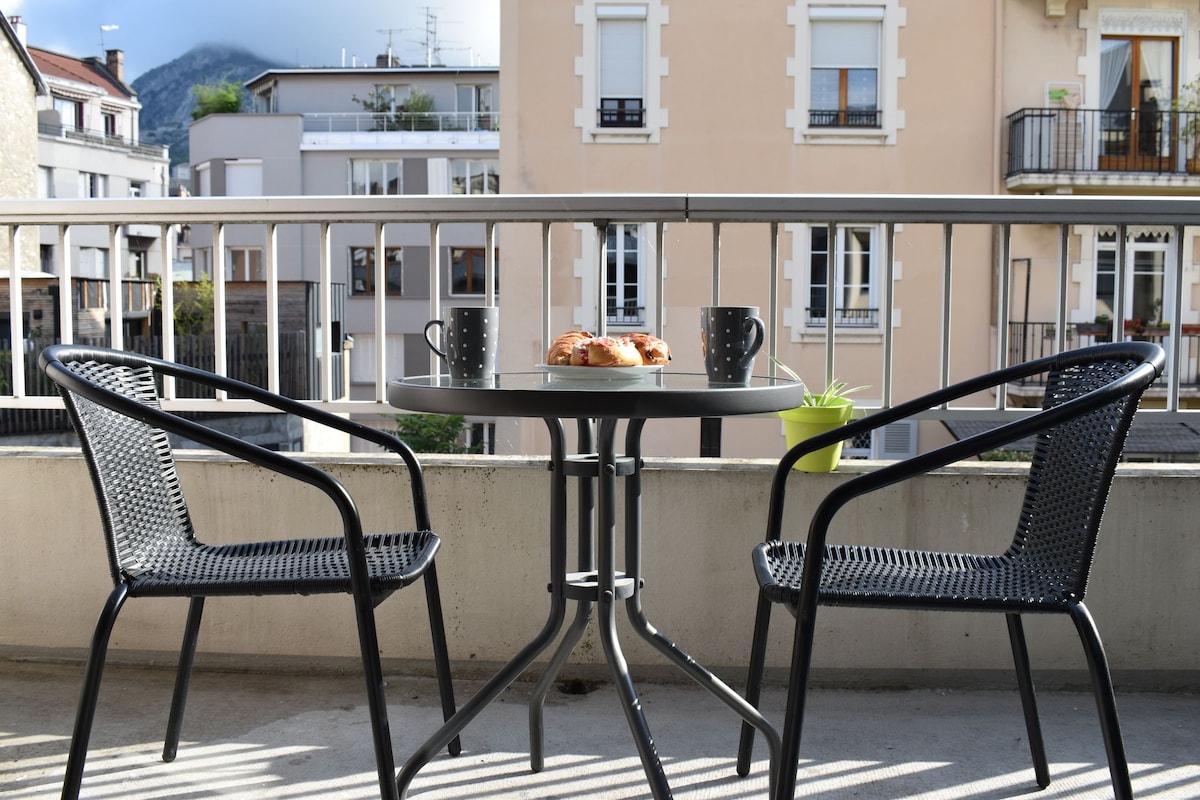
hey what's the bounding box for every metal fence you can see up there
[4,193,1200,425]
[1007,107,1200,176]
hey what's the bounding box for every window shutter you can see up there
[599,19,644,98]
[872,421,917,459]
[811,21,880,69]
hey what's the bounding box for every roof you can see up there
[0,16,47,95]
[27,46,132,99]
[244,64,499,90]
[943,419,1200,456]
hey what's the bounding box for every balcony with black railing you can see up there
[806,307,879,327]
[1006,106,1200,191]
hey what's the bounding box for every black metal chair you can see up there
[40,345,461,800]
[737,342,1165,800]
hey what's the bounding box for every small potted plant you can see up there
[1076,314,1112,341]
[773,358,867,472]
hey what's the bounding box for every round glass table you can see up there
[389,371,804,799]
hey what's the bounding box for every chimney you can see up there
[7,15,27,47]
[106,48,124,82]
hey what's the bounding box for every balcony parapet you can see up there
[0,448,1196,686]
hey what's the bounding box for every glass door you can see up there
[1099,36,1177,171]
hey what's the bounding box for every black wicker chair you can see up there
[40,345,461,800]
[737,342,1165,800]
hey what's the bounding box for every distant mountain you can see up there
[132,44,282,166]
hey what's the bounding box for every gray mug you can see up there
[424,306,499,381]
[701,305,765,385]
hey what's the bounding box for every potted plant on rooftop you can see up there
[773,358,867,472]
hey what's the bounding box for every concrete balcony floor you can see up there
[3,661,1198,800]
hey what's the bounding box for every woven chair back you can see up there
[1008,355,1146,600]
[57,357,196,587]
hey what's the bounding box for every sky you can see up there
[5,0,500,82]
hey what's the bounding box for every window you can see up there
[791,2,903,144]
[451,247,499,295]
[576,0,667,143]
[53,96,83,130]
[456,83,495,129]
[1094,231,1171,327]
[598,10,645,127]
[128,181,145,198]
[228,247,264,281]
[79,172,107,198]
[1099,35,1176,164]
[806,225,878,328]
[350,247,403,295]
[809,10,881,128]
[37,167,52,199]
[606,224,643,325]
[351,160,403,195]
[127,249,149,280]
[467,422,496,455]
[450,160,499,194]
[253,83,278,113]
[374,84,410,112]
[102,111,118,138]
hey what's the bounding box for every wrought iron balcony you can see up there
[1006,107,1200,188]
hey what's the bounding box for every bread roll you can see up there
[569,336,642,367]
[624,333,671,365]
[546,330,592,365]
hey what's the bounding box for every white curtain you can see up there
[1100,39,1130,111]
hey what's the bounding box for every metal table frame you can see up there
[389,372,805,799]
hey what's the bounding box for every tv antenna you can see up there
[376,27,408,65]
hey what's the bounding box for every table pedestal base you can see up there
[396,417,780,800]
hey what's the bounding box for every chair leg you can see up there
[1005,613,1050,788]
[422,563,461,757]
[163,597,205,762]
[773,600,821,800]
[350,586,399,800]
[736,592,774,776]
[61,584,129,800]
[1068,601,1133,800]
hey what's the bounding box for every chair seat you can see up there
[754,540,1075,612]
[123,531,440,598]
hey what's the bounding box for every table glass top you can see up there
[390,371,806,419]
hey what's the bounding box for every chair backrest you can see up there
[1006,351,1157,600]
[43,350,196,588]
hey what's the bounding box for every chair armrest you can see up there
[764,343,1162,553]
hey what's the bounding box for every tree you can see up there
[390,413,479,454]
[191,80,245,120]
[352,87,437,131]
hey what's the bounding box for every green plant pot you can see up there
[779,398,854,472]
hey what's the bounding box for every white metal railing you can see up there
[4,193,1200,422]
[302,111,500,134]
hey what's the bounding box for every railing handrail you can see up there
[5,193,1200,426]
[10,193,1200,226]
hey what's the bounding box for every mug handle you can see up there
[740,316,766,368]
[423,319,449,362]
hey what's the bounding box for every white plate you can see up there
[537,364,663,381]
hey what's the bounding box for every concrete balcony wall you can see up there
[1,447,1196,690]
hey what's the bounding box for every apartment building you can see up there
[497,0,1200,460]
[11,17,170,345]
[187,62,500,415]
[0,15,44,280]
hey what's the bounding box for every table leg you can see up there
[528,599,593,771]
[529,418,596,771]
[396,418,574,799]
[597,417,673,799]
[622,419,782,797]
